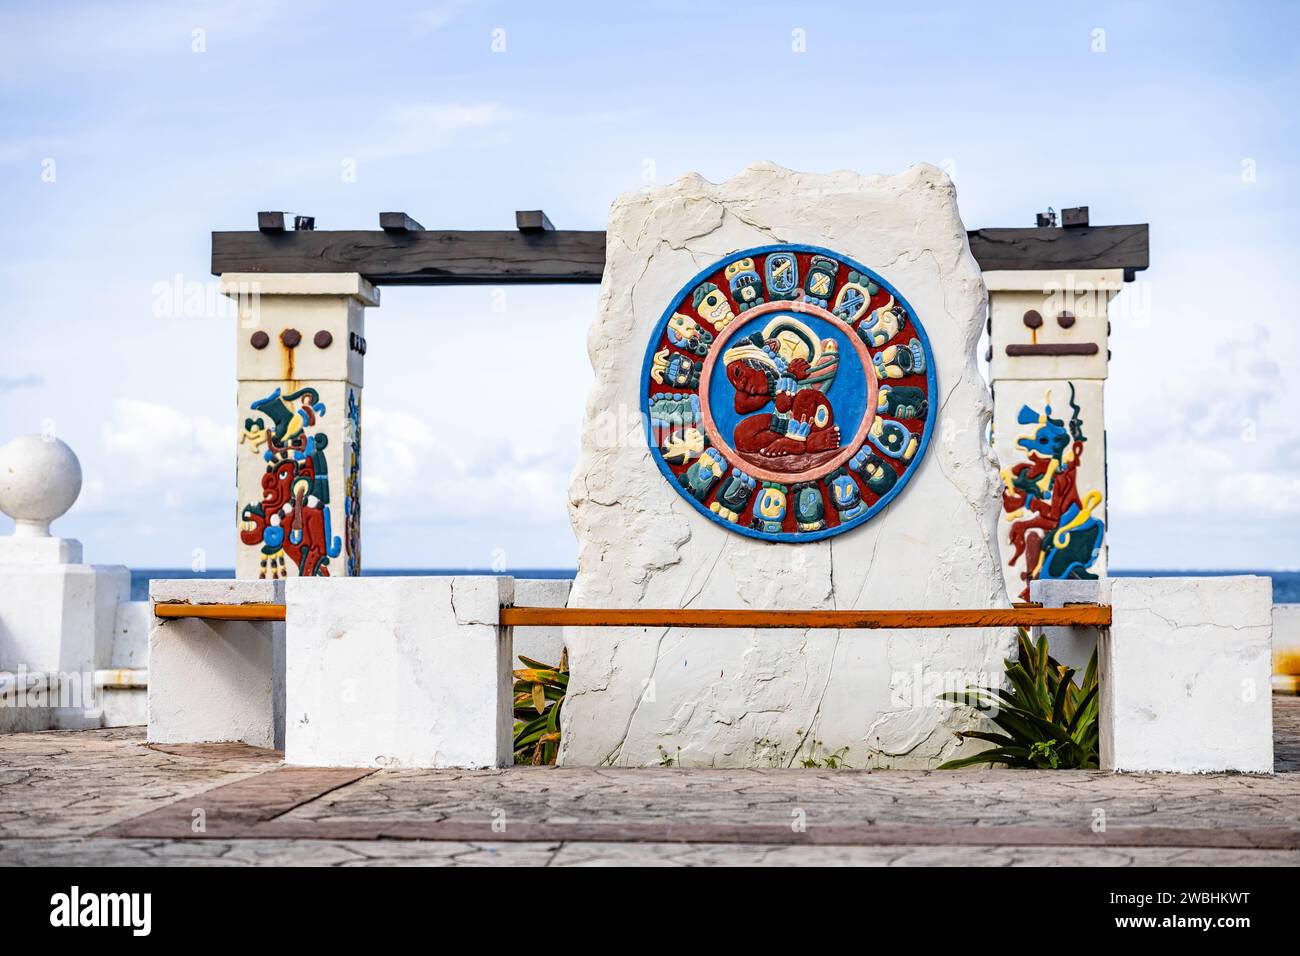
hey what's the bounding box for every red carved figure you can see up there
[727,353,840,458]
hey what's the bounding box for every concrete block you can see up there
[513,578,571,667]
[111,600,151,669]
[0,670,54,732]
[1273,603,1300,694]
[0,563,127,674]
[1030,578,1102,674]
[147,579,282,748]
[1103,576,1273,773]
[285,576,514,769]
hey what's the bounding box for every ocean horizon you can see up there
[129,567,1300,604]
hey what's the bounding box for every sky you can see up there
[0,0,1297,572]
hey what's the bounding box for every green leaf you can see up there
[938,746,1032,769]
[939,627,1099,770]
[517,654,557,670]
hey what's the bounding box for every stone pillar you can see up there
[987,269,1122,602]
[562,163,1008,768]
[222,273,375,580]
[284,576,514,768]
[0,435,129,729]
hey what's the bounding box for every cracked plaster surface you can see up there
[561,163,1008,768]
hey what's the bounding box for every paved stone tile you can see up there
[285,765,1300,833]
[0,728,278,839]
[1,837,1293,867]
[0,699,1296,866]
[0,837,560,867]
[546,843,1300,867]
[1275,693,1300,772]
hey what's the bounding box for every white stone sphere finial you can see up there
[0,434,83,538]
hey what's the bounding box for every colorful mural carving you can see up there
[999,384,1104,600]
[238,385,342,578]
[642,245,937,542]
[344,386,361,576]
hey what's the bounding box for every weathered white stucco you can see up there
[1274,603,1300,694]
[0,435,140,730]
[1039,577,1273,773]
[561,162,1009,768]
[148,578,284,749]
[513,578,572,667]
[284,576,513,768]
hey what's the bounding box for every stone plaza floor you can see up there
[1,697,1297,867]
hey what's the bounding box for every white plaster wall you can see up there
[1272,603,1300,693]
[985,269,1120,382]
[148,579,282,748]
[1040,577,1274,773]
[513,578,572,667]
[0,563,127,674]
[561,162,1008,768]
[0,672,54,732]
[111,600,150,669]
[1274,604,1300,670]
[1030,577,1101,675]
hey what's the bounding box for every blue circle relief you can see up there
[641,245,937,543]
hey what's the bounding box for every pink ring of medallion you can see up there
[697,299,879,484]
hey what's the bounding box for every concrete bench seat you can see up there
[148,576,518,768]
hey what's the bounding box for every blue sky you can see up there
[1,0,1297,570]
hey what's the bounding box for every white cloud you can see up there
[91,399,232,511]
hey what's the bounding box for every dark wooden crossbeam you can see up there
[212,229,608,285]
[966,224,1148,275]
[212,223,1146,285]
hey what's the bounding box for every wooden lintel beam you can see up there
[212,229,607,285]
[213,223,1146,284]
[966,223,1147,273]
[380,211,424,232]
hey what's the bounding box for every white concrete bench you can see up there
[1034,576,1273,773]
[149,574,1273,774]
[284,576,514,768]
[149,579,284,749]
[149,575,519,768]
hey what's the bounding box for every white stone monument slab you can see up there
[562,163,1008,768]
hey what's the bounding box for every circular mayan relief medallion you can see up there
[642,245,937,542]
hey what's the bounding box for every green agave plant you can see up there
[938,627,1099,769]
[513,649,568,766]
